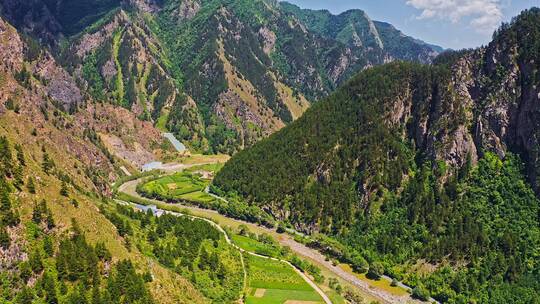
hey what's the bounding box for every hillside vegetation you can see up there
[1,0,441,154]
[0,14,208,304]
[215,8,540,303]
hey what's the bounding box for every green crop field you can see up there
[139,172,216,204]
[179,190,215,203]
[232,234,282,258]
[245,254,323,304]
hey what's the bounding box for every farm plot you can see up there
[140,172,215,204]
[245,255,324,304]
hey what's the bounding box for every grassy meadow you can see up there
[231,234,283,258]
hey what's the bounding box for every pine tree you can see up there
[13,165,24,189]
[0,186,11,212]
[95,242,111,261]
[29,248,43,273]
[27,176,36,194]
[15,144,25,166]
[46,210,55,229]
[0,226,10,249]
[42,151,54,174]
[43,236,54,256]
[56,253,67,281]
[66,284,88,304]
[60,181,69,197]
[70,198,79,208]
[0,186,19,226]
[0,136,13,177]
[42,272,58,304]
[15,286,35,304]
[5,98,15,111]
[32,204,42,224]
[18,261,32,283]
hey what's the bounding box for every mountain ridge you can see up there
[214,7,540,302]
[0,0,443,154]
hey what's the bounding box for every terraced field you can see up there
[245,255,324,304]
[139,172,216,204]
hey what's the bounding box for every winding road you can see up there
[115,197,331,304]
[118,175,436,304]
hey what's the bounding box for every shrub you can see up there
[412,284,430,301]
[367,262,384,280]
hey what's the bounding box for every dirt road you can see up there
[116,197,331,304]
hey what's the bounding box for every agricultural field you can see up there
[245,254,324,304]
[161,152,230,165]
[232,234,283,258]
[138,172,216,204]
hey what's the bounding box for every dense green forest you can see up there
[338,153,540,303]
[104,204,244,303]
[215,61,434,231]
[215,8,540,303]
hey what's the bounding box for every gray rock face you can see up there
[176,0,201,20]
[33,52,83,109]
[128,0,161,13]
[404,28,540,192]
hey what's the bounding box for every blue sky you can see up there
[283,0,538,49]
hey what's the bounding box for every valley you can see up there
[116,162,422,304]
[0,0,539,303]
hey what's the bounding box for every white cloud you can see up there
[406,0,504,34]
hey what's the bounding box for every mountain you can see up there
[280,3,442,69]
[0,15,211,303]
[0,0,441,154]
[214,8,540,303]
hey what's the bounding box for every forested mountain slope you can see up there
[215,8,540,303]
[0,15,214,304]
[0,0,441,154]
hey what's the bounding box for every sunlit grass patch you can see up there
[339,264,408,296]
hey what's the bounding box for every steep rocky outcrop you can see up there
[0,16,166,193]
[60,9,207,150]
